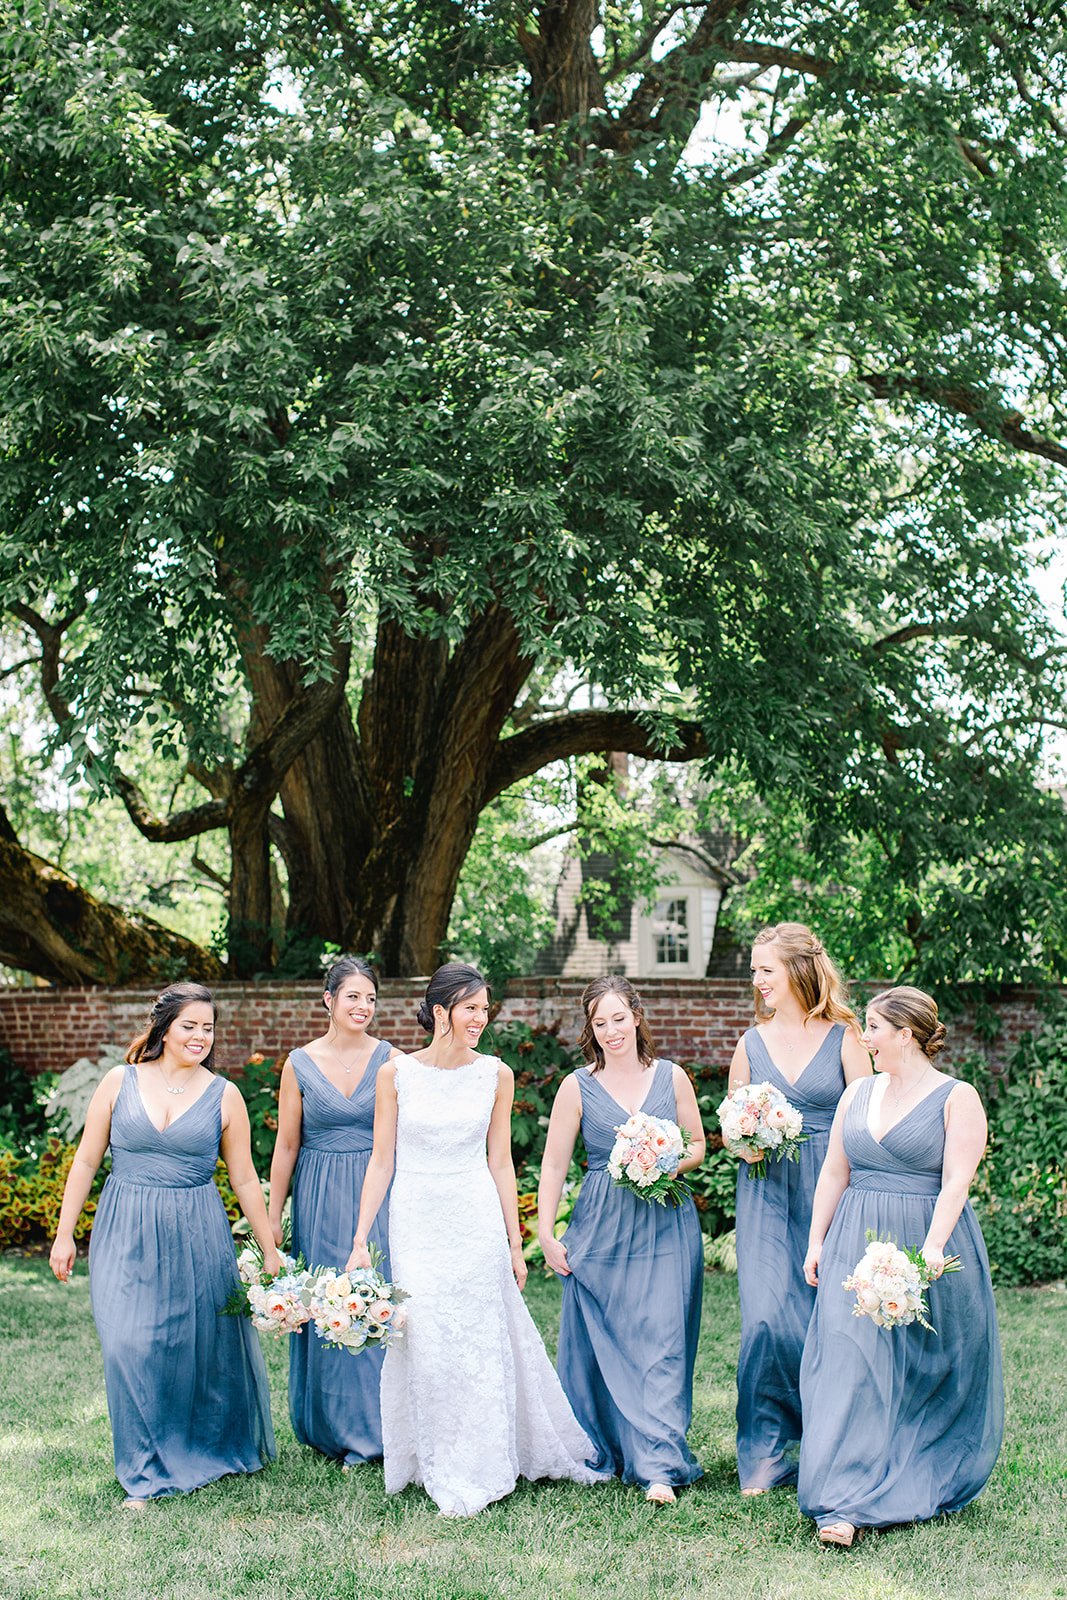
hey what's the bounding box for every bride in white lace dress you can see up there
[348,963,601,1517]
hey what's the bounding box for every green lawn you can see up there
[1,1257,1064,1600]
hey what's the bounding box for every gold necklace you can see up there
[887,1064,932,1111]
[332,1043,367,1076]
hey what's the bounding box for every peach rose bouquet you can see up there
[717,1080,806,1180]
[843,1230,961,1333]
[607,1111,692,1206]
[303,1246,410,1355]
[223,1243,313,1336]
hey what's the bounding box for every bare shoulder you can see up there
[838,1074,868,1108]
[492,1059,515,1090]
[554,1071,583,1106]
[221,1077,246,1107]
[945,1077,984,1112]
[96,1063,127,1105]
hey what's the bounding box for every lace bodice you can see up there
[393,1052,500,1174]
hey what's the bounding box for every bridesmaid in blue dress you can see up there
[268,957,396,1465]
[49,983,277,1508]
[728,923,871,1494]
[799,987,1003,1546]
[538,976,706,1505]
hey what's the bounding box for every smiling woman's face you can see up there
[441,987,490,1047]
[861,1007,906,1067]
[750,943,792,1011]
[163,1002,214,1066]
[589,994,639,1058]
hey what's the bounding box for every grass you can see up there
[1,1258,1065,1600]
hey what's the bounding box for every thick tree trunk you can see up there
[245,605,710,976]
[519,0,607,129]
[225,578,353,975]
[343,606,532,971]
[0,822,220,986]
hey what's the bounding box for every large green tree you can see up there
[1,0,1065,980]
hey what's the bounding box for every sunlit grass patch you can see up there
[1,1260,1064,1600]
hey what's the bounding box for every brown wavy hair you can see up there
[867,986,947,1060]
[751,923,856,1028]
[126,983,217,1071]
[578,976,657,1073]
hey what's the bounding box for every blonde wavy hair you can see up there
[752,923,857,1027]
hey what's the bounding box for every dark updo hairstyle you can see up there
[125,983,217,1071]
[578,975,657,1073]
[323,956,379,1012]
[417,962,489,1035]
[867,986,947,1060]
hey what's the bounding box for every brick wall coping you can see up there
[0,977,1053,1077]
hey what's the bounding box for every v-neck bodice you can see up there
[743,1024,847,1135]
[109,1064,224,1188]
[291,1041,392,1153]
[576,1061,678,1170]
[842,1075,956,1195]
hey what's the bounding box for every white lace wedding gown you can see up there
[381,1053,601,1516]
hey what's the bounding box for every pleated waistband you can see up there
[106,1173,217,1192]
[849,1171,940,1196]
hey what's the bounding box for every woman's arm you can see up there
[487,1063,527,1291]
[346,1064,398,1270]
[221,1084,282,1276]
[536,1075,582,1276]
[48,1067,123,1281]
[922,1082,988,1275]
[267,1059,303,1246]
[842,1027,874,1084]
[803,1081,860,1286]
[672,1065,706,1174]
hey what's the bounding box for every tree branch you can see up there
[613,0,753,141]
[861,372,1067,467]
[724,112,811,186]
[484,710,708,805]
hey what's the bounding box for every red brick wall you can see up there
[0,977,1051,1077]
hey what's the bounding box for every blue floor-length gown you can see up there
[288,1041,393,1464]
[734,1023,847,1490]
[798,1076,1004,1529]
[89,1067,275,1499]
[556,1060,703,1489]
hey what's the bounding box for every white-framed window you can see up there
[652,897,689,966]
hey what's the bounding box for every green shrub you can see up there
[489,1021,578,1183]
[0,1137,103,1251]
[44,1049,126,1143]
[0,1049,58,1161]
[222,1053,285,1172]
[969,1020,1067,1286]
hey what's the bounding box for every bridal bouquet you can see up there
[717,1080,806,1180]
[303,1247,409,1355]
[608,1112,692,1206]
[843,1230,961,1334]
[225,1243,313,1337]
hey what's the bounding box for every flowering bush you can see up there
[0,1138,102,1251]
